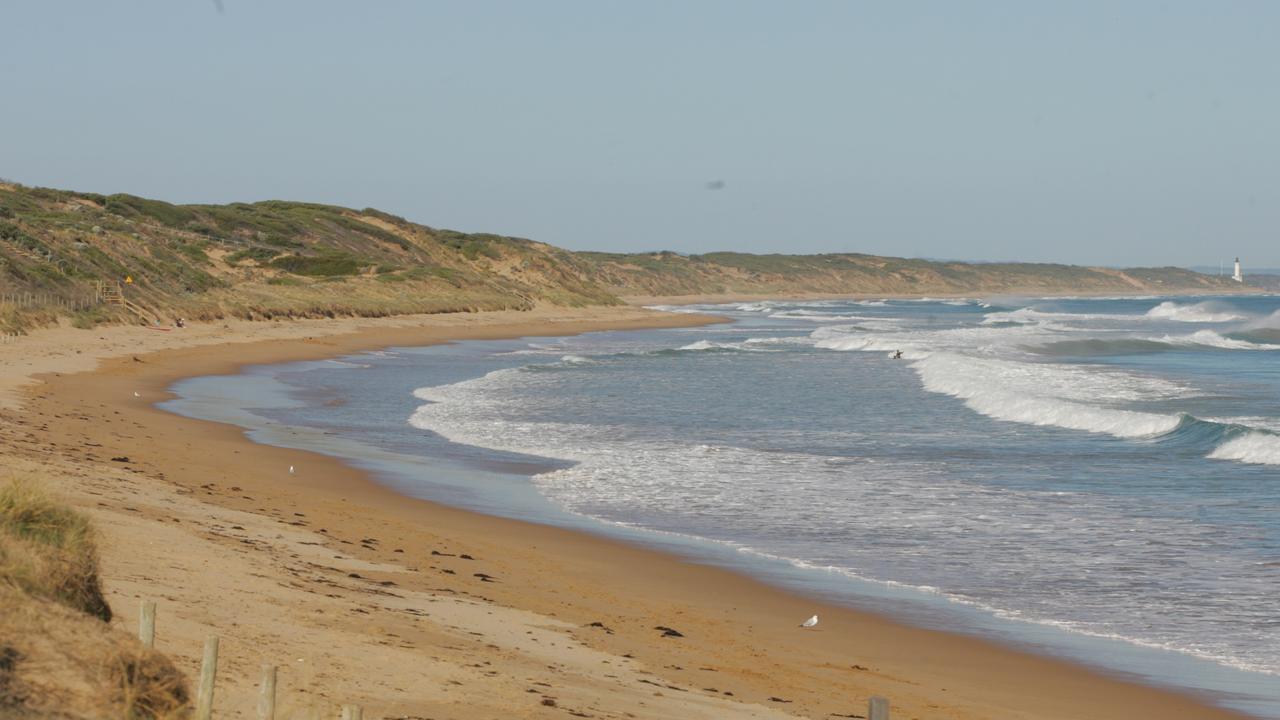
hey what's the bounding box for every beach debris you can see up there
[473,573,496,582]
[110,456,131,463]
[800,614,819,628]
[768,696,792,703]
[586,621,614,634]
[459,553,474,560]
[288,465,295,474]
[132,391,140,398]
[654,625,684,638]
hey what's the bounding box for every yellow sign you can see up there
[124,276,133,285]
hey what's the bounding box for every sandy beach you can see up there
[0,306,1254,720]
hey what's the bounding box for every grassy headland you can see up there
[0,181,1242,333]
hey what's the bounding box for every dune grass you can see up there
[0,476,111,621]
[0,476,190,717]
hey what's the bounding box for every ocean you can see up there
[165,294,1280,717]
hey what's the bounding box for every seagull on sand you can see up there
[800,614,819,629]
[289,465,295,475]
[133,391,140,398]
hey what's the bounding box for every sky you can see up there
[2,1,1278,268]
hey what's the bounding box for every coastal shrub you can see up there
[74,192,108,207]
[103,194,196,228]
[361,207,407,224]
[70,306,111,329]
[260,233,304,249]
[332,215,412,249]
[173,242,210,263]
[0,221,24,242]
[226,246,279,264]
[269,250,362,277]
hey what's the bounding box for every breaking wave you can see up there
[1031,331,1279,356]
[1145,301,1248,323]
[1208,432,1280,466]
[912,353,1183,438]
[809,322,1279,463]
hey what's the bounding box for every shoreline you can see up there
[622,287,1268,306]
[1,306,1257,719]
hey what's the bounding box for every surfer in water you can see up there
[892,350,904,359]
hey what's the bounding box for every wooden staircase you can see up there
[99,282,123,306]
[97,281,163,325]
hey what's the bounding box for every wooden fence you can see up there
[0,290,100,312]
[135,599,895,718]
[141,599,364,719]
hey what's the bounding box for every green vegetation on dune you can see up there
[0,181,1243,331]
[579,250,1233,298]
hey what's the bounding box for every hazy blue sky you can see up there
[2,1,1277,267]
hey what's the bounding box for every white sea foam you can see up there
[678,340,723,351]
[1145,300,1247,323]
[676,339,768,352]
[324,360,371,368]
[641,304,712,314]
[980,307,1124,326]
[769,310,876,322]
[812,332,928,359]
[1208,432,1280,466]
[1159,330,1278,351]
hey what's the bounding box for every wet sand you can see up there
[0,306,1254,719]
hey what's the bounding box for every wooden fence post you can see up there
[257,664,277,720]
[195,635,219,720]
[868,696,890,720]
[340,705,363,720]
[138,599,156,648]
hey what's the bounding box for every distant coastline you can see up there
[0,181,1258,335]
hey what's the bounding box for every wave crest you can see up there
[1145,301,1247,323]
[1208,432,1280,466]
[914,353,1182,438]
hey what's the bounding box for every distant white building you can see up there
[1232,257,1243,283]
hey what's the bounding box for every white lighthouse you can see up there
[1232,257,1243,283]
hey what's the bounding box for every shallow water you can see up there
[165,294,1280,717]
